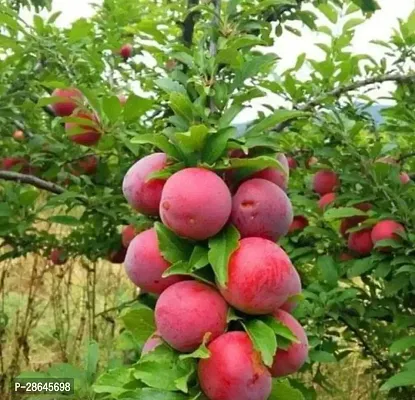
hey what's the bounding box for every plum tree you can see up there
[155,280,228,352]
[269,310,308,377]
[231,178,293,241]
[160,168,232,240]
[50,88,83,117]
[219,237,298,314]
[123,153,167,216]
[198,332,272,400]
[124,228,184,294]
[312,170,339,195]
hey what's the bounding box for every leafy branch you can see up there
[274,72,415,132]
[0,171,65,195]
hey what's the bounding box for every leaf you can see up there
[218,104,243,129]
[131,134,181,159]
[317,255,338,286]
[225,35,265,51]
[374,239,402,249]
[169,93,194,123]
[155,78,186,94]
[123,95,154,122]
[244,110,308,137]
[309,350,337,363]
[48,215,81,226]
[102,95,122,123]
[155,222,193,264]
[84,341,99,384]
[261,316,299,343]
[347,258,374,278]
[162,260,191,278]
[135,345,194,393]
[93,367,132,395]
[208,225,240,287]
[390,336,415,354]
[380,371,415,392]
[243,319,277,367]
[175,125,209,152]
[324,207,367,221]
[121,305,156,346]
[188,246,209,271]
[269,379,305,400]
[343,18,365,32]
[352,0,380,13]
[69,18,92,42]
[0,203,12,217]
[318,3,338,23]
[202,127,236,164]
[179,333,211,360]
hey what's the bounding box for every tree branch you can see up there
[182,0,199,47]
[0,171,65,195]
[274,72,415,132]
[398,152,415,163]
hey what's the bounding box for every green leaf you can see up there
[102,95,122,123]
[309,350,337,363]
[343,18,365,32]
[225,35,265,51]
[218,104,243,129]
[352,0,380,13]
[131,134,181,159]
[121,304,156,346]
[269,379,305,400]
[48,215,81,226]
[0,203,11,217]
[175,125,209,152]
[93,367,132,395]
[261,316,299,343]
[374,239,402,249]
[68,18,92,42]
[202,127,236,164]
[179,333,211,360]
[208,225,240,287]
[85,341,99,384]
[243,319,277,367]
[244,110,308,137]
[135,345,195,392]
[318,3,338,23]
[317,255,338,286]
[189,246,209,271]
[162,260,191,278]
[390,336,415,354]
[155,78,186,94]
[155,222,193,264]
[380,371,415,392]
[169,93,194,123]
[324,207,367,221]
[123,95,154,123]
[347,258,374,278]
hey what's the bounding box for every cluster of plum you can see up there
[121,152,308,400]
[288,165,407,259]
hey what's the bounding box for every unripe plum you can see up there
[51,88,83,117]
[371,220,405,252]
[269,310,308,377]
[124,228,184,294]
[49,249,67,265]
[219,237,298,314]
[155,281,228,352]
[231,178,293,242]
[122,225,138,248]
[160,168,232,240]
[348,229,373,255]
[312,170,339,195]
[123,153,167,216]
[66,111,101,146]
[318,192,336,209]
[289,216,309,234]
[198,331,272,400]
[251,153,289,191]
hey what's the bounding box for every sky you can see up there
[21,0,415,123]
